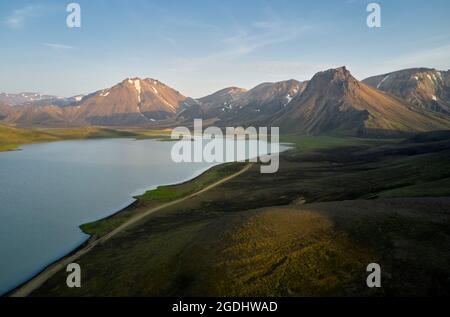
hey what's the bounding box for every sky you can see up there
[0,0,450,98]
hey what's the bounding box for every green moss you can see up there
[79,212,133,237]
[136,162,246,203]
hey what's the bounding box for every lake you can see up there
[0,138,286,295]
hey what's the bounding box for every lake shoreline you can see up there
[6,162,253,297]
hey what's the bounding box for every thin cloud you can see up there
[164,37,177,47]
[353,43,450,79]
[169,15,313,75]
[386,44,450,70]
[160,13,335,97]
[221,18,312,58]
[4,5,41,29]
[43,43,75,50]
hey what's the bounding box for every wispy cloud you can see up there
[43,43,75,50]
[4,5,41,29]
[352,43,450,79]
[169,15,312,75]
[159,13,315,97]
[163,37,177,47]
[221,18,312,58]
[386,44,450,70]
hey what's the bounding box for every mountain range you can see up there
[1,67,449,136]
[272,67,449,135]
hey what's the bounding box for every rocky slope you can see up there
[178,80,307,126]
[363,68,450,115]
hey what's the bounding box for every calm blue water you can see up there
[0,138,286,295]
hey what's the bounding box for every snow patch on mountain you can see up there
[377,75,390,89]
[134,80,142,103]
[285,94,293,105]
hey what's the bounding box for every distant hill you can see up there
[0,92,64,106]
[0,124,139,151]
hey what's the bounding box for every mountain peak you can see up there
[305,66,360,95]
[224,87,248,94]
[314,66,353,81]
[120,77,161,86]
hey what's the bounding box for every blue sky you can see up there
[1,0,450,97]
